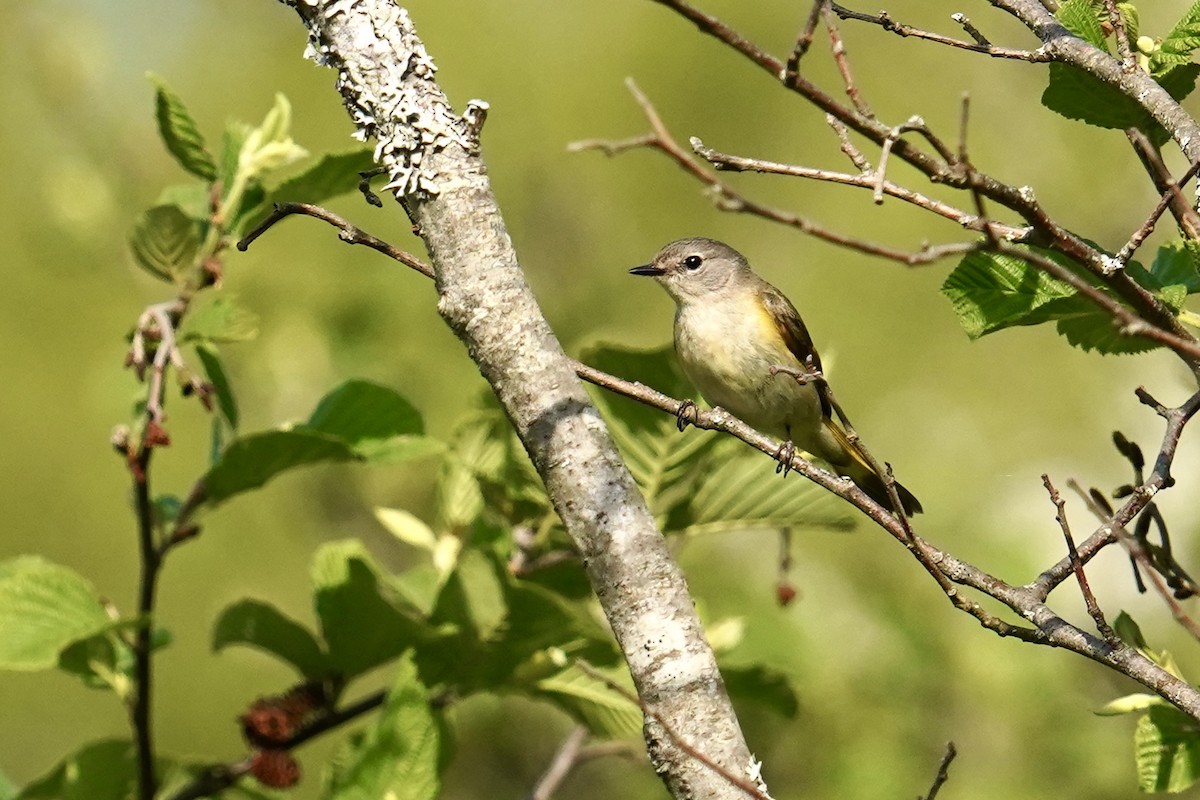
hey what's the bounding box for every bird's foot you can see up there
[676,399,698,432]
[769,362,825,387]
[774,440,796,476]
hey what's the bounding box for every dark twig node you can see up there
[358,166,386,207]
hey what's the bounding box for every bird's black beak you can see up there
[629,264,664,276]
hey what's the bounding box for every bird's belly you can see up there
[674,311,824,448]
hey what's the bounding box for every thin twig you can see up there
[690,137,1026,240]
[1115,159,1200,266]
[1125,130,1200,239]
[1067,480,1200,643]
[1041,475,1117,643]
[822,7,872,116]
[784,0,828,82]
[567,80,980,266]
[530,726,589,800]
[238,203,434,277]
[1102,0,1136,71]
[921,742,957,800]
[828,3,1050,61]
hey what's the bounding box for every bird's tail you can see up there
[823,420,923,516]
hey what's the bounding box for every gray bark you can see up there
[276,2,758,797]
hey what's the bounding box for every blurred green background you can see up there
[4,1,1200,797]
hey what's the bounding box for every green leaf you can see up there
[128,204,202,284]
[1041,62,1155,130]
[306,379,424,443]
[202,429,360,507]
[1118,3,1139,44]
[194,343,239,430]
[1054,305,1160,354]
[156,182,211,221]
[1135,706,1200,792]
[1114,610,1150,649]
[200,381,436,507]
[16,740,138,800]
[680,441,856,535]
[178,295,260,345]
[212,599,328,678]
[218,120,251,191]
[721,664,800,719]
[532,663,642,738]
[1150,1,1200,74]
[1057,0,1110,48]
[312,541,430,679]
[325,655,441,800]
[149,75,217,180]
[1096,692,1164,716]
[270,149,377,206]
[0,557,111,671]
[240,94,308,180]
[1145,240,1200,295]
[56,619,142,698]
[581,344,717,521]
[941,249,1080,339]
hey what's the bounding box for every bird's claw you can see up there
[774,440,796,476]
[676,399,698,432]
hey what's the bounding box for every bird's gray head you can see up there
[629,237,751,305]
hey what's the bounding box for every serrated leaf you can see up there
[194,343,239,430]
[1152,241,1200,293]
[941,249,1081,339]
[1055,308,1160,354]
[211,599,328,678]
[581,344,717,520]
[681,442,855,535]
[129,204,202,284]
[532,663,642,738]
[0,557,112,671]
[1118,3,1139,44]
[1057,0,1110,49]
[1136,706,1200,792]
[178,296,260,345]
[15,740,139,800]
[1150,1,1200,74]
[270,149,377,206]
[312,541,430,679]
[149,75,217,180]
[325,655,440,800]
[1042,62,1154,129]
[722,664,800,719]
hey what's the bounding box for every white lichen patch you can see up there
[302,0,480,198]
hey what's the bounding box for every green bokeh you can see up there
[2,1,1200,798]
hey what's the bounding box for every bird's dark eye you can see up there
[683,255,703,271]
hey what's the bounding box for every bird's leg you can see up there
[675,399,699,432]
[769,357,826,389]
[774,439,797,476]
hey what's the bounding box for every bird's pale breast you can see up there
[673,295,825,450]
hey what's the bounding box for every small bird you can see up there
[630,237,921,516]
